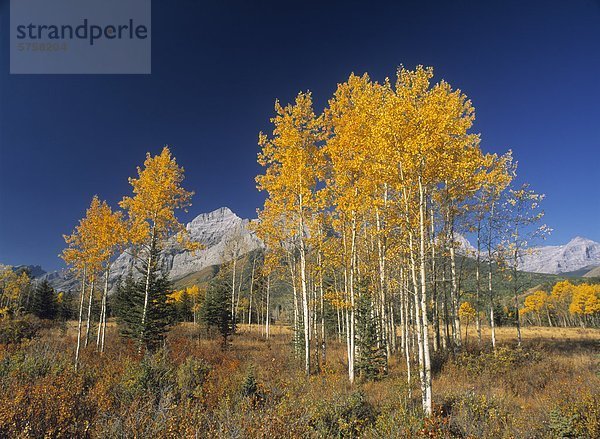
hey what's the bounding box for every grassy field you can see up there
[0,321,599,438]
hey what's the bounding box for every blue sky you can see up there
[1,0,599,271]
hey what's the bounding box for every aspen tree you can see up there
[89,198,127,353]
[62,198,104,370]
[501,184,550,345]
[478,152,515,349]
[255,65,524,415]
[120,146,195,352]
[256,92,324,376]
[324,73,386,383]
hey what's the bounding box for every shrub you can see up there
[0,340,69,384]
[548,408,578,438]
[176,356,211,400]
[551,390,600,438]
[0,373,95,438]
[453,346,540,376]
[0,315,44,345]
[311,391,377,437]
[118,352,174,404]
[444,392,508,438]
[241,368,258,398]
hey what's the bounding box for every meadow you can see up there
[1,320,598,438]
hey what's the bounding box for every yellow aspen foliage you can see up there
[522,290,549,316]
[459,301,477,325]
[120,146,194,247]
[167,285,202,304]
[570,283,600,317]
[549,280,575,322]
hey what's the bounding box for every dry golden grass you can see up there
[482,325,600,342]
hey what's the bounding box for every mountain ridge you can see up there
[40,207,262,292]
[5,208,598,288]
[520,236,600,275]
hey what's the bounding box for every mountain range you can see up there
[5,207,599,290]
[520,236,600,275]
[41,207,262,292]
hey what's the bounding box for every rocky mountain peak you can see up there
[520,236,600,274]
[44,207,262,292]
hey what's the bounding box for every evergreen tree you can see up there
[176,290,193,322]
[56,291,74,321]
[30,279,57,320]
[114,272,142,338]
[201,277,235,349]
[355,292,386,381]
[115,248,174,352]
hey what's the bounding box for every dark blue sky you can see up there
[1,0,599,271]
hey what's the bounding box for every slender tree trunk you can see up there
[74,267,87,371]
[96,266,109,351]
[235,259,244,320]
[489,263,496,350]
[430,208,439,353]
[231,257,237,322]
[299,229,311,376]
[418,178,432,415]
[546,307,552,327]
[318,248,326,367]
[248,257,256,325]
[348,213,357,383]
[100,265,110,353]
[487,202,497,351]
[513,255,522,346]
[475,221,482,344]
[84,278,95,348]
[289,253,300,353]
[139,227,157,353]
[449,224,461,349]
[389,301,396,353]
[401,270,412,398]
[265,274,271,339]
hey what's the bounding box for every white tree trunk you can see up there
[418,177,432,415]
[74,267,86,371]
[84,278,95,348]
[248,257,256,325]
[139,227,157,353]
[100,265,110,353]
[231,257,237,321]
[265,274,271,339]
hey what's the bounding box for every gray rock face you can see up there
[45,207,263,292]
[519,236,600,274]
[454,233,477,256]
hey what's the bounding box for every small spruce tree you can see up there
[30,279,57,320]
[200,276,235,349]
[176,290,193,322]
[355,292,387,381]
[114,248,174,352]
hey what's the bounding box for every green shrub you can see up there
[548,408,578,438]
[445,392,508,438]
[241,368,258,398]
[0,341,69,383]
[0,315,44,345]
[119,352,174,403]
[311,391,377,438]
[551,390,600,439]
[176,356,211,400]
